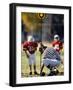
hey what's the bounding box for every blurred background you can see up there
[21,12,64,43]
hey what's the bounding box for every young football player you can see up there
[52,34,63,53]
[23,36,38,75]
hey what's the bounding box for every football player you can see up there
[52,34,63,53]
[23,36,38,75]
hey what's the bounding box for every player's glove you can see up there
[23,48,27,51]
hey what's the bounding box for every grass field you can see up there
[21,43,64,77]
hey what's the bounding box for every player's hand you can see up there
[39,47,43,54]
[25,51,29,58]
[26,54,29,58]
[23,48,27,51]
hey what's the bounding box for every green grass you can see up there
[21,42,64,77]
[21,50,50,77]
[21,50,64,77]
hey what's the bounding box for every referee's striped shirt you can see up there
[42,48,61,61]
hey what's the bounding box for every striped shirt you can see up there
[42,48,61,61]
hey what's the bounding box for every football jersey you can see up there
[52,40,63,52]
[23,41,38,54]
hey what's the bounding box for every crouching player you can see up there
[23,36,38,75]
[40,47,62,76]
[40,35,63,76]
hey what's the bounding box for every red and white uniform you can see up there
[23,41,38,65]
[52,40,63,52]
[23,41,38,54]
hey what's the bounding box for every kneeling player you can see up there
[23,36,38,75]
[40,47,62,76]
